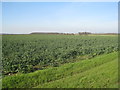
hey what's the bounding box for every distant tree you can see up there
[78,32,91,35]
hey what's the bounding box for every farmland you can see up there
[2,52,118,88]
[2,34,118,88]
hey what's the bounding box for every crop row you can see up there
[2,35,118,75]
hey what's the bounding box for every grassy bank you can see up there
[2,52,118,88]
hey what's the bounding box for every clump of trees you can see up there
[78,32,91,35]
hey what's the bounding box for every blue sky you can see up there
[0,2,2,33]
[2,2,118,34]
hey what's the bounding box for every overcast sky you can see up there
[2,2,118,34]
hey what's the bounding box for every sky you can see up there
[0,2,2,33]
[2,2,118,34]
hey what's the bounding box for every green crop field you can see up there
[2,52,118,88]
[2,34,118,88]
